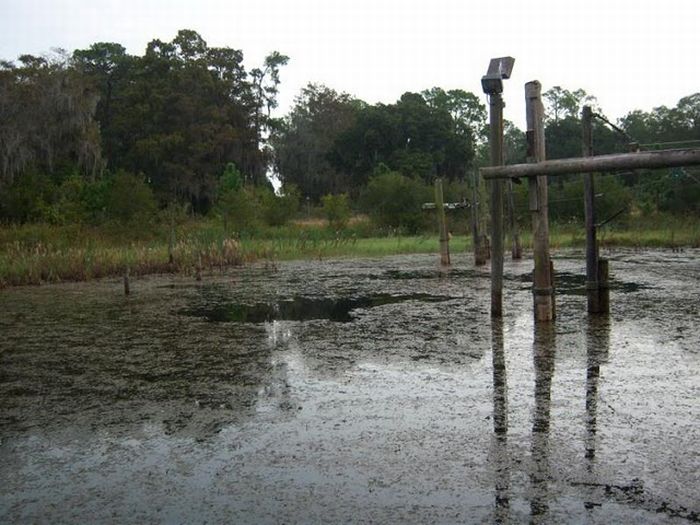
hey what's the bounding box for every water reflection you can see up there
[585,317,611,464]
[491,318,510,523]
[184,291,452,323]
[530,323,556,523]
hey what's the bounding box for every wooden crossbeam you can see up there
[480,148,700,180]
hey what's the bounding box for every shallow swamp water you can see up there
[1,249,698,524]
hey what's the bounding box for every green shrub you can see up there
[360,169,431,233]
[0,171,56,223]
[261,184,300,226]
[321,193,351,230]
[105,171,157,226]
[216,186,261,234]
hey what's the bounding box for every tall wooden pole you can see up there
[435,178,451,266]
[489,92,505,316]
[525,81,554,322]
[582,106,600,313]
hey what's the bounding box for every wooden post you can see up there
[123,267,130,296]
[489,92,505,316]
[472,170,487,266]
[435,178,451,266]
[195,253,202,281]
[168,204,175,266]
[506,179,522,259]
[582,106,601,313]
[525,81,554,322]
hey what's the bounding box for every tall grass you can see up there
[1,213,698,288]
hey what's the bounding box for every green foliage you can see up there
[543,86,597,123]
[331,91,475,190]
[261,185,300,226]
[512,174,633,224]
[271,83,361,202]
[105,171,157,226]
[360,169,431,233]
[73,29,287,210]
[0,170,56,223]
[216,186,262,234]
[0,51,102,190]
[321,193,351,230]
[219,163,243,193]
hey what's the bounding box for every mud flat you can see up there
[1,249,698,523]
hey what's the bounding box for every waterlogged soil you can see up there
[1,249,698,524]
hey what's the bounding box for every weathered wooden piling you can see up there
[435,178,451,266]
[489,92,505,316]
[123,267,130,296]
[525,81,555,322]
[195,253,203,281]
[582,106,601,313]
[168,206,176,266]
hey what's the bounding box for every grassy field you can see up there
[1,215,698,288]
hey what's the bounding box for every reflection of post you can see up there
[530,323,555,521]
[491,318,510,522]
[489,92,505,316]
[585,316,610,464]
[525,81,555,322]
[435,178,451,266]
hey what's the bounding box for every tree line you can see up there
[1,29,698,230]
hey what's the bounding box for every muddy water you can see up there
[1,249,698,523]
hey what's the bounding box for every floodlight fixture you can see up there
[481,56,515,95]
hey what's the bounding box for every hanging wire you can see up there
[591,112,633,142]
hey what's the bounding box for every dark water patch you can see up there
[515,271,653,295]
[376,268,480,280]
[182,293,453,323]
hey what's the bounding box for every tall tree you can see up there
[249,51,289,185]
[330,91,475,190]
[72,29,288,210]
[271,83,361,201]
[0,51,101,188]
[422,87,487,144]
[543,86,597,123]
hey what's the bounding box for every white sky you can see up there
[1,0,698,129]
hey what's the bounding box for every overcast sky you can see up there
[2,0,698,129]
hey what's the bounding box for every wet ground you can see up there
[1,249,698,524]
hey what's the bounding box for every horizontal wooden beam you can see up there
[480,148,700,179]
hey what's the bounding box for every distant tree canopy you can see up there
[1,29,287,219]
[73,30,287,210]
[0,52,101,187]
[271,83,362,202]
[1,31,699,224]
[329,91,477,193]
